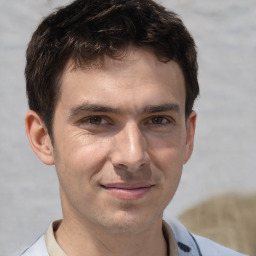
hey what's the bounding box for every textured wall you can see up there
[0,0,255,255]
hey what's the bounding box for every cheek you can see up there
[54,137,113,210]
[148,133,185,197]
[147,129,187,170]
[154,147,184,184]
[149,147,183,212]
[54,133,112,183]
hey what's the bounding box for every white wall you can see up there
[0,1,255,255]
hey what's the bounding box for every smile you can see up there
[101,183,154,200]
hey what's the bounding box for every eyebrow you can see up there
[68,102,180,119]
[142,103,180,114]
[69,103,119,116]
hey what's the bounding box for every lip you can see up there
[101,182,154,200]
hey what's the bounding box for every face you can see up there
[50,48,196,234]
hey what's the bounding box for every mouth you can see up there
[101,182,154,200]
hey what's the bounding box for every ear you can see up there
[25,110,54,165]
[183,111,197,164]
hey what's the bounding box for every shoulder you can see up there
[20,235,49,256]
[165,219,247,256]
[193,234,247,256]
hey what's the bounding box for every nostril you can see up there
[113,163,128,171]
[113,159,149,174]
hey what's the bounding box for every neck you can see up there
[55,217,167,256]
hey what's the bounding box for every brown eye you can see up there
[152,117,163,124]
[88,116,103,125]
[150,116,169,125]
[78,116,111,128]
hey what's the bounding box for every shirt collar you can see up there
[45,219,178,256]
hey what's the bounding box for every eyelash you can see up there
[146,116,172,126]
[79,116,110,126]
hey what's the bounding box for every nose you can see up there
[110,122,149,172]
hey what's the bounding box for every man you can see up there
[22,0,246,255]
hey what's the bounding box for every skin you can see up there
[26,48,196,256]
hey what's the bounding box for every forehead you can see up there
[64,47,184,82]
[57,48,186,113]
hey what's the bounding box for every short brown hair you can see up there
[25,0,199,138]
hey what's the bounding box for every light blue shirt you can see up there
[21,219,247,256]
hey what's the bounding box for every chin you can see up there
[99,209,162,235]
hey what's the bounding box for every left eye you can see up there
[148,116,169,125]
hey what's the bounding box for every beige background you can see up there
[0,0,255,255]
[179,194,256,255]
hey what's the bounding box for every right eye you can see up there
[87,116,105,125]
[80,116,109,126]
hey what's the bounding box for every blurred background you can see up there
[0,0,255,255]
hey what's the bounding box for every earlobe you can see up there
[25,110,55,165]
[183,111,197,164]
